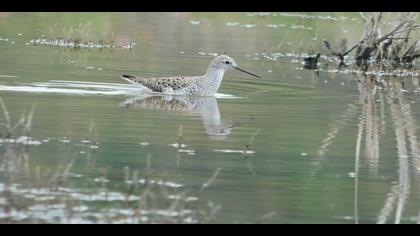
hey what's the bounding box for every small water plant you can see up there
[29,22,136,51]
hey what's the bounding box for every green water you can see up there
[1,12,420,224]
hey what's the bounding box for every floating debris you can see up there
[168,195,198,202]
[178,149,195,155]
[137,179,184,188]
[0,74,19,78]
[89,144,99,149]
[72,206,89,212]
[0,136,42,146]
[189,20,201,25]
[197,51,218,57]
[68,173,84,178]
[265,24,286,28]
[121,42,136,49]
[213,149,255,155]
[240,24,257,29]
[93,177,109,183]
[169,143,187,148]
[246,12,271,17]
[59,136,70,144]
[291,25,313,31]
[15,136,42,145]
[226,22,240,27]
[279,13,351,22]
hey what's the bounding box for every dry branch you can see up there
[324,12,420,71]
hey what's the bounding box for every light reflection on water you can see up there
[0,80,241,98]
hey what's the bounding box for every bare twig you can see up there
[249,211,277,224]
[359,12,368,22]
[199,168,221,192]
[246,129,261,148]
[23,105,35,136]
[0,97,11,133]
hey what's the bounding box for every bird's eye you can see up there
[224,61,231,64]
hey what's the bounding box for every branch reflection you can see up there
[315,75,420,224]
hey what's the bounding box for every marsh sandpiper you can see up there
[121,55,260,96]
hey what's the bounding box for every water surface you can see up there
[1,12,420,224]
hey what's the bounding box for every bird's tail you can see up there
[121,74,141,85]
[121,75,151,91]
[121,74,136,81]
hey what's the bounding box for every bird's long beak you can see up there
[234,66,261,79]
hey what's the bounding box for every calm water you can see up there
[1,12,420,224]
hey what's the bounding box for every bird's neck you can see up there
[199,68,225,96]
[204,68,225,82]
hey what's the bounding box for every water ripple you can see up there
[0,80,239,98]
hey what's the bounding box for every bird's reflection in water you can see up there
[119,94,233,140]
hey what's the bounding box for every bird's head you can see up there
[208,55,261,78]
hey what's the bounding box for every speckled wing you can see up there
[121,75,189,92]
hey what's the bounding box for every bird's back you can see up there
[121,74,201,93]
